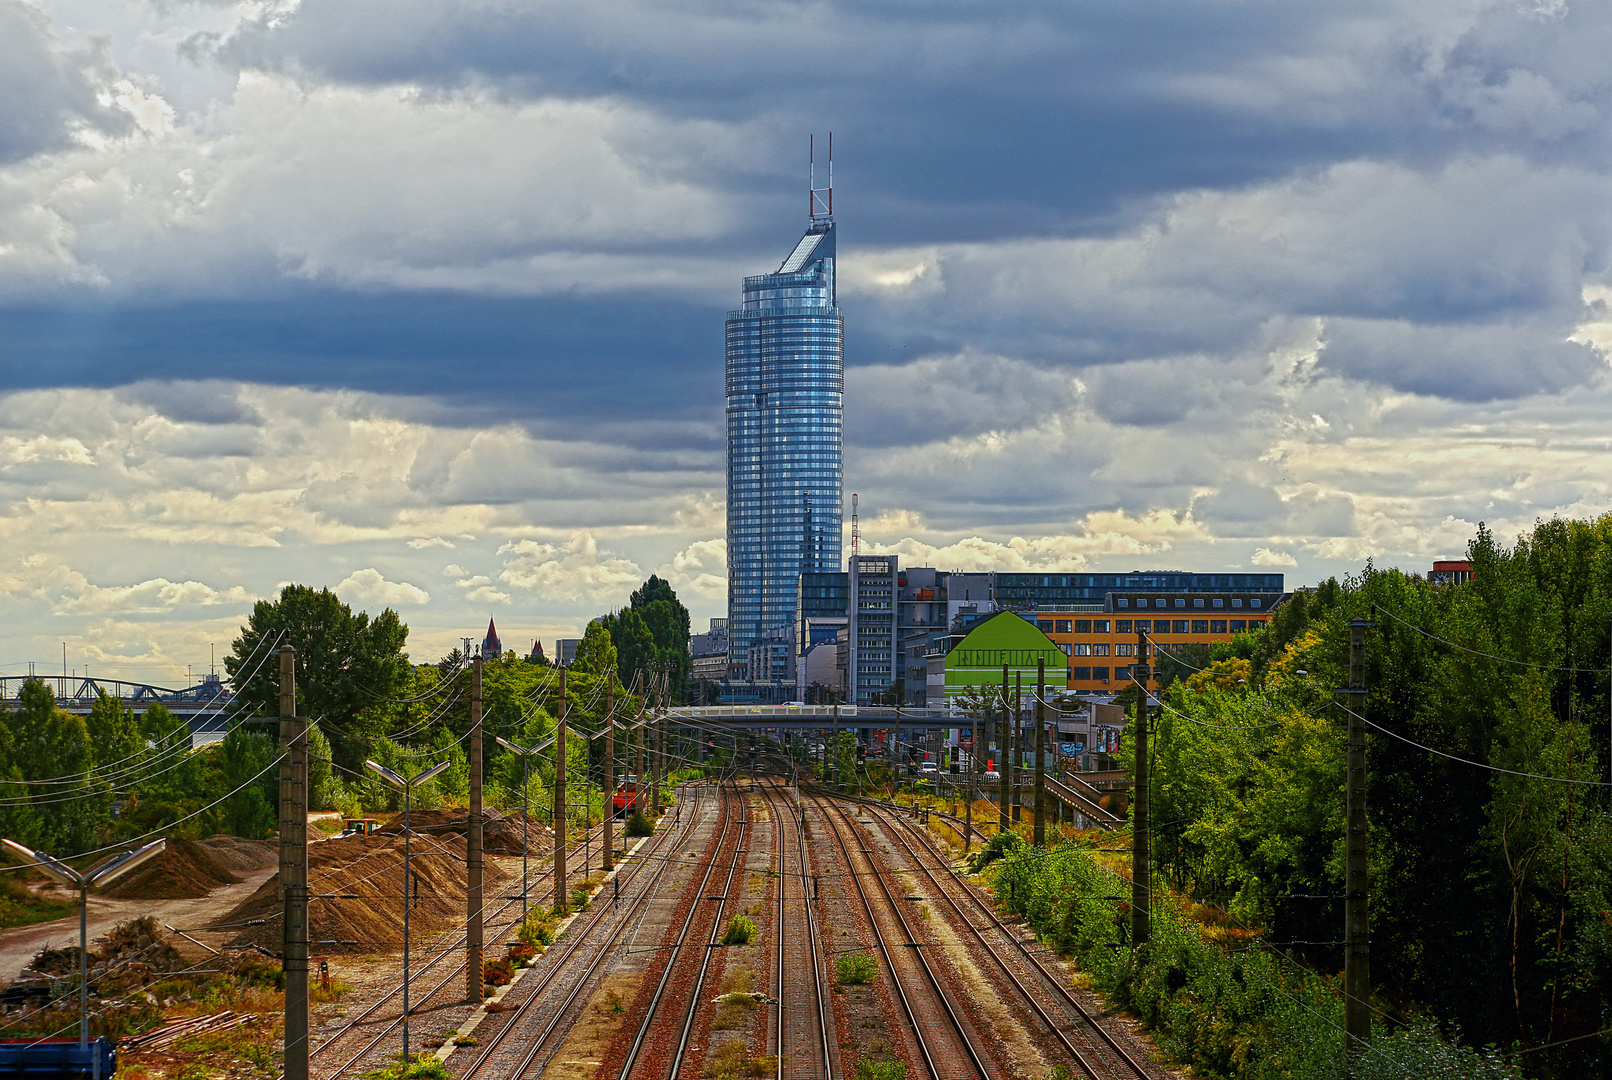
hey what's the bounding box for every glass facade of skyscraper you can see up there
[726,220,843,670]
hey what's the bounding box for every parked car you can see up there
[919,763,939,775]
[983,769,1001,782]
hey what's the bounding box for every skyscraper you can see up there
[726,162,843,681]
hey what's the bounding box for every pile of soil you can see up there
[100,838,240,900]
[221,831,507,955]
[194,835,278,873]
[375,807,550,855]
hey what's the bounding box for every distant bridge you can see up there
[0,675,242,739]
[667,705,961,731]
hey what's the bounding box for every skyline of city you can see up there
[5,2,1612,679]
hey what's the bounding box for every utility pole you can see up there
[466,656,483,1003]
[1344,617,1373,1055]
[635,674,646,802]
[278,647,309,1080]
[1131,629,1150,947]
[604,666,615,871]
[998,664,1011,831]
[555,664,568,914]
[966,709,978,851]
[648,668,660,813]
[1034,657,1046,846]
[1011,672,1022,822]
[653,669,665,814]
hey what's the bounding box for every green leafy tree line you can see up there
[1147,516,1612,1075]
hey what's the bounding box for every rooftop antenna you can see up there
[810,133,833,222]
[851,492,859,560]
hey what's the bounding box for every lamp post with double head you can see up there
[2,838,167,1077]
[364,758,451,1063]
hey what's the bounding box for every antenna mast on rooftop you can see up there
[810,133,833,222]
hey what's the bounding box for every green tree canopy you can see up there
[225,584,412,774]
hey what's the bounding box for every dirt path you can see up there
[0,866,277,980]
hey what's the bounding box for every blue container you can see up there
[0,1038,116,1078]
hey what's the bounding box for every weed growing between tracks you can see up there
[721,914,757,945]
[701,1038,776,1078]
[358,1052,449,1079]
[850,1057,907,1080]
[991,844,1525,1080]
[835,952,878,985]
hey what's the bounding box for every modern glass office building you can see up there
[726,218,843,670]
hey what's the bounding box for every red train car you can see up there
[613,775,644,817]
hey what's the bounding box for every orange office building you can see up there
[1033,591,1285,695]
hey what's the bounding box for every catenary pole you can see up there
[1012,671,1022,822]
[1131,628,1151,946]
[278,647,309,1080]
[555,664,568,914]
[604,666,616,871]
[966,709,978,851]
[1344,616,1373,1055]
[998,664,1010,832]
[1034,657,1047,846]
[466,655,483,1002]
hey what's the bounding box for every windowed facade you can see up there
[726,220,843,670]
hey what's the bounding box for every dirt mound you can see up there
[100,838,240,900]
[194,835,278,873]
[19,917,189,996]
[221,831,507,955]
[375,808,550,855]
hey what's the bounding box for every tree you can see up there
[602,608,656,692]
[571,621,619,677]
[629,576,691,703]
[225,585,412,775]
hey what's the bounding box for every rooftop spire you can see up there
[810,133,833,222]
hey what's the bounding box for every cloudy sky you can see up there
[3,0,1611,683]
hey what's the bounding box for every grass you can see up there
[721,914,757,946]
[852,1058,907,1080]
[702,1039,776,1079]
[835,953,878,985]
[360,1054,449,1079]
[0,873,75,930]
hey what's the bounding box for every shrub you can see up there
[965,828,1021,873]
[835,952,878,985]
[625,811,654,837]
[852,1059,907,1080]
[721,914,757,945]
[518,912,555,948]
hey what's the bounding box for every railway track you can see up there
[855,799,1157,1080]
[811,792,998,1080]
[315,810,657,1079]
[759,779,833,1080]
[452,781,717,1080]
[610,780,751,1080]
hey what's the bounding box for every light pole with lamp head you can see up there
[2,838,167,1078]
[364,758,451,1064]
[494,732,557,925]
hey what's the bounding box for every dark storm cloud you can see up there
[0,0,129,163]
[204,0,1612,242]
[0,292,723,444]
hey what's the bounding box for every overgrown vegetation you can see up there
[1075,516,1612,1076]
[625,811,654,837]
[702,1039,775,1079]
[835,952,878,985]
[721,914,757,945]
[993,844,1524,1080]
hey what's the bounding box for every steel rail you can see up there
[612,780,745,1080]
[317,816,618,1075]
[454,781,713,1080]
[811,793,993,1080]
[762,778,833,1080]
[858,797,1155,1080]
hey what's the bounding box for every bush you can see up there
[625,811,654,837]
[835,952,878,985]
[517,912,555,948]
[721,914,757,945]
[990,844,1525,1080]
[852,1059,906,1080]
[965,828,1021,873]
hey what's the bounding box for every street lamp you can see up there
[494,733,557,924]
[365,758,451,1064]
[2,837,166,1077]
